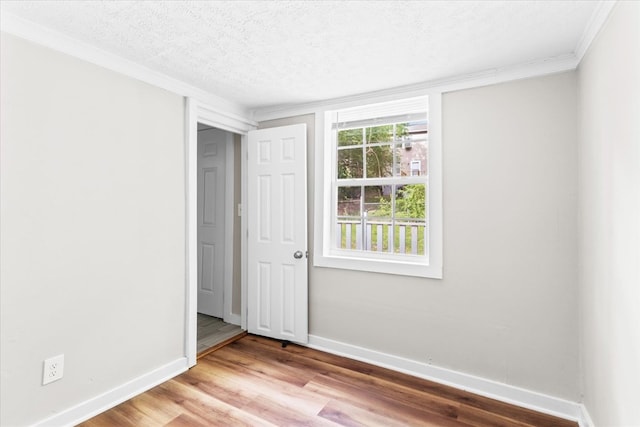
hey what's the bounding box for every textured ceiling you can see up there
[1,1,599,110]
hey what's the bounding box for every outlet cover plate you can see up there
[43,354,64,385]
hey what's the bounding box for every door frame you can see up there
[185,98,257,366]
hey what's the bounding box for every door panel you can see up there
[197,129,226,318]
[248,124,308,343]
[202,168,218,226]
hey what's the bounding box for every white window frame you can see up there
[313,93,442,279]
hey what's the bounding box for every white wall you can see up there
[578,2,640,426]
[0,33,186,426]
[261,71,579,401]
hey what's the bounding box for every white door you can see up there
[197,128,227,317]
[247,124,308,343]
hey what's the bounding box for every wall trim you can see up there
[574,0,618,63]
[222,131,237,326]
[307,335,582,424]
[225,313,242,326]
[32,357,188,427]
[0,11,256,128]
[252,54,579,121]
[578,404,596,427]
[198,102,258,135]
[252,0,615,123]
[3,4,614,126]
[185,98,254,367]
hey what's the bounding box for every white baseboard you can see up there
[307,334,581,423]
[33,357,189,427]
[578,404,595,427]
[29,338,586,426]
[224,313,242,326]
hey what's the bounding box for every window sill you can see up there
[314,253,442,279]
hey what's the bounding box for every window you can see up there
[410,160,422,176]
[314,95,442,278]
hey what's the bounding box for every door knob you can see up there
[293,250,304,259]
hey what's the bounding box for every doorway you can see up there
[186,101,309,365]
[196,122,244,355]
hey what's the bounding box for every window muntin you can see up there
[331,102,429,259]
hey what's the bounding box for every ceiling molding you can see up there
[0,11,256,127]
[2,3,607,125]
[252,54,580,122]
[574,0,618,63]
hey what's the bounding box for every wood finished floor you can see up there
[197,313,243,354]
[80,335,577,427]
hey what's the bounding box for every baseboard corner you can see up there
[578,403,595,427]
[32,357,189,427]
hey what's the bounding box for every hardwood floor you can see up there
[80,335,577,427]
[197,313,244,355]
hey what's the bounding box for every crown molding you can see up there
[2,3,612,126]
[0,11,256,127]
[251,0,618,123]
[252,53,579,122]
[574,0,618,63]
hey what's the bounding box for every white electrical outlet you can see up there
[42,354,64,385]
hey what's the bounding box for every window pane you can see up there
[338,128,362,147]
[393,184,426,220]
[393,219,426,255]
[365,125,394,144]
[363,185,390,218]
[392,144,402,177]
[337,147,363,179]
[397,120,428,176]
[395,122,410,140]
[396,139,427,176]
[337,186,361,217]
[366,145,394,178]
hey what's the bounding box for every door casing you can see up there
[185,98,256,366]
